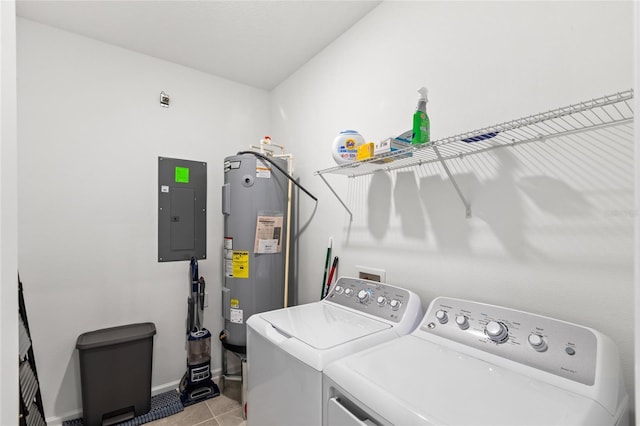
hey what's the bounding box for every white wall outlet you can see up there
[356,265,386,283]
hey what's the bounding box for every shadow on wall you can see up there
[365,148,592,258]
[394,172,427,240]
[517,175,591,216]
[420,173,475,254]
[473,149,530,259]
[367,171,392,240]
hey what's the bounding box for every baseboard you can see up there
[44,371,222,426]
[46,408,82,426]
[151,379,181,396]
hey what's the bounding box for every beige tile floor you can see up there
[146,381,245,426]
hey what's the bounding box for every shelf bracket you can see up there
[433,146,472,218]
[318,174,353,221]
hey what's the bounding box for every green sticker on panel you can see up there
[175,167,190,183]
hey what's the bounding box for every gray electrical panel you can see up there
[158,157,206,262]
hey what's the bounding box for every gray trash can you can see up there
[76,322,156,426]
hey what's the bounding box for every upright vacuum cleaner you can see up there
[180,257,220,406]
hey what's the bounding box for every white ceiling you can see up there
[16,0,382,90]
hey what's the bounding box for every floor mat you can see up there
[63,389,184,426]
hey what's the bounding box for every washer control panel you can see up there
[327,277,411,323]
[420,297,597,385]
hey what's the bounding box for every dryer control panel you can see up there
[326,277,412,323]
[420,297,598,386]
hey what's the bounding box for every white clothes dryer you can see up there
[324,296,629,426]
[246,277,423,426]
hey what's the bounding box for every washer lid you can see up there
[325,336,612,425]
[259,302,391,350]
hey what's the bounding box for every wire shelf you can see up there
[314,89,634,219]
[315,89,634,178]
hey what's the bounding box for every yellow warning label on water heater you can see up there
[232,251,249,278]
[230,299,239,309]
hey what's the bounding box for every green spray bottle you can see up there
[411,87,430,145]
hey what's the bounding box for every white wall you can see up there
[1,0,19,424]
[272,0,636,415]
[16,18,270,422]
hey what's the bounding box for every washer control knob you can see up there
[376,296,387,306]
[528,334,548,352]
[334,285,343,295]
[389,299,401,311]
[485,321,509,343]
[435,310,448,324]
[357,289,370,303]
[344,288,354,297]
[455,315,469,330]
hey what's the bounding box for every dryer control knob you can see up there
[357,289,370,303]
[528,333,548,352]
[485,321,509,343]
[376,296,387,306]
[389,299,401,311]
[455,315,469,330]
[344,288,354,297]
[435,310,448,324]
[334,285,344,295]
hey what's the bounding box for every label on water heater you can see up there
[232,251,249,278]
[224,238,233,277]
[224,259,233,277]
[254,215,283,254]
[256,159,271,178]
[224,160,241,172]
[230,308,243,324]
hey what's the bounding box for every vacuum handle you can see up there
[190,257,198,282]
[187,296,195,333]
[199,277,206,307]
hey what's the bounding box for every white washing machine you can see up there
[246,277,423,426]
[323,296,629,426]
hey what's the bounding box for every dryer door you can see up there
[327,397,374,426]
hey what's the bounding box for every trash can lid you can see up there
[76,322,156,350]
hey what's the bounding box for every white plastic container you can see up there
[332,130,365,165]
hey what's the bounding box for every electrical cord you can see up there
[236,151,318,202]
